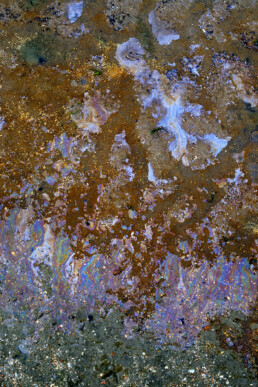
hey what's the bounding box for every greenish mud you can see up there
[0,308,257,386]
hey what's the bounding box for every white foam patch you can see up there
[116,39,231,167]
[28,224,54,280]
[148,162,171,184]
[158,95,197,165]
[70,92,110,136]
[201,133,230,156]
[228,168,244,185]
[116,39,199,165]
[63,252,75,279]
[190,44,201,52]
[232,74,258,107]
[124,165,135,181]
[148,162,156,182]
[113,131,131,152]
[177,266,186,292]
[144,224,153,240]
[68,1,84,23]
[115,38,147,75]
[149,10,180,45]
[0,116,5,131]
[111,131,135,181]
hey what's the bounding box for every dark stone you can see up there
[244,103,256,113]
[38,57,46,64]
[249,130,258,143]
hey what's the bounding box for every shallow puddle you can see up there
[0,0,257,385]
